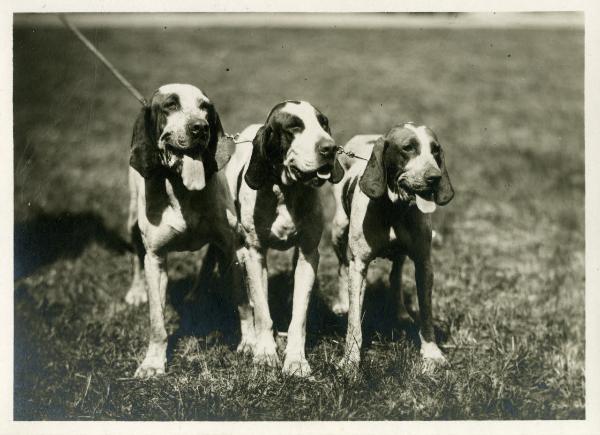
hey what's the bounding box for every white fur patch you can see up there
[158,83,208,111]
[404,123,439,172]
[280,101,333,172]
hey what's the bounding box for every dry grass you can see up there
[13,24,584,420]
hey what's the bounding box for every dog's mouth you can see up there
[284,163,333,186]
[396,180,437,213]
[162,143,203,167]
[162,144,207,191]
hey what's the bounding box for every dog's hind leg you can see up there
[125,172,148,306]
[193,244,219,295]
[330,202,350,316]
[388,256,414,325]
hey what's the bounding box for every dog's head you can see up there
[359,123,454,212]
[244,100,345,189]
[129,83,231,191]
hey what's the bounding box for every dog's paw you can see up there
[253,350,280,367]
[337,353,361,378]
[134,356,166,378]
[330,300,349,316]
[420,341,448,373]
[252,335,280,367]
[125,283,148,306]
[282,355,312,377]
[236,337,255,355]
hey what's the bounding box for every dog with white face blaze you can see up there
[125,83,250,378]
[331,122,454,374]
[222,100,345,377]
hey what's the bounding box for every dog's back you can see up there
[224,124,262,200]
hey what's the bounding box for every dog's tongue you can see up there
[316,167,331,180]
[416,195,436,214]
[181,155,206,191]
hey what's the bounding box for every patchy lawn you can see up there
[13,23,584,420]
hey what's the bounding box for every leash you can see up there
[226,136,368,159]
[60,14,366,161]
[224,133,253,145]
[336,145,368,161]
[59,14,254,144]
[58,14,149,107]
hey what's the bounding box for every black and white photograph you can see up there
[4,1,598,431]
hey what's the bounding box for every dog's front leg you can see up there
[282,247,319,377]
[339,257,368,374]
[231,247,256,355]
[414,256,447,370]
[245,247,279,366]
[135,251,169,377]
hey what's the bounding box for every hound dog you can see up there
[124,83,250,378]
[223,100,344,376]
[331,122,454,372]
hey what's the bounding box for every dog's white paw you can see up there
[252,334,280,367]
[420,340,448,373]
[125,282,148,306]
[282,355,312,377]
[134,355,166,378]
[236,337,255,355]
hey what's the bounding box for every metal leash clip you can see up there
[336,145,368,161]
[224,132,253,145]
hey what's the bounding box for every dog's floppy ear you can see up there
[359,136,387,199]
[244,125,272,190]
[130,106,161,178]
[320,114,344,184]
[208,108,232,171]
[329,159,345,184]
[434,145,454,205]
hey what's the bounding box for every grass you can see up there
[13,22,584,420]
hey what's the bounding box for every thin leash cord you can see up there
[58,14,148,107]
[59,14,365,158]
[59,14,256,146]
[336,146,368,161]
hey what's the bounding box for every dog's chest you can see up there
[270,204,298,243]
[248,185,300,249]
[140,179,230,252]
[268,185,299,245]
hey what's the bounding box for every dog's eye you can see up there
[318,115,328,128]
[403,142,416,151]
[288,126,302,135]
[165,101,178,111]
[431,142,440,154]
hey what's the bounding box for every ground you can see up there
[13,23,584,420]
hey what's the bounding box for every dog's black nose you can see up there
[319,139,336,158]
[425,173,441,185]
[190,120,209,138]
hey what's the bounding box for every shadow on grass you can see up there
[14,210,130,279]
[165,266,449,361]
